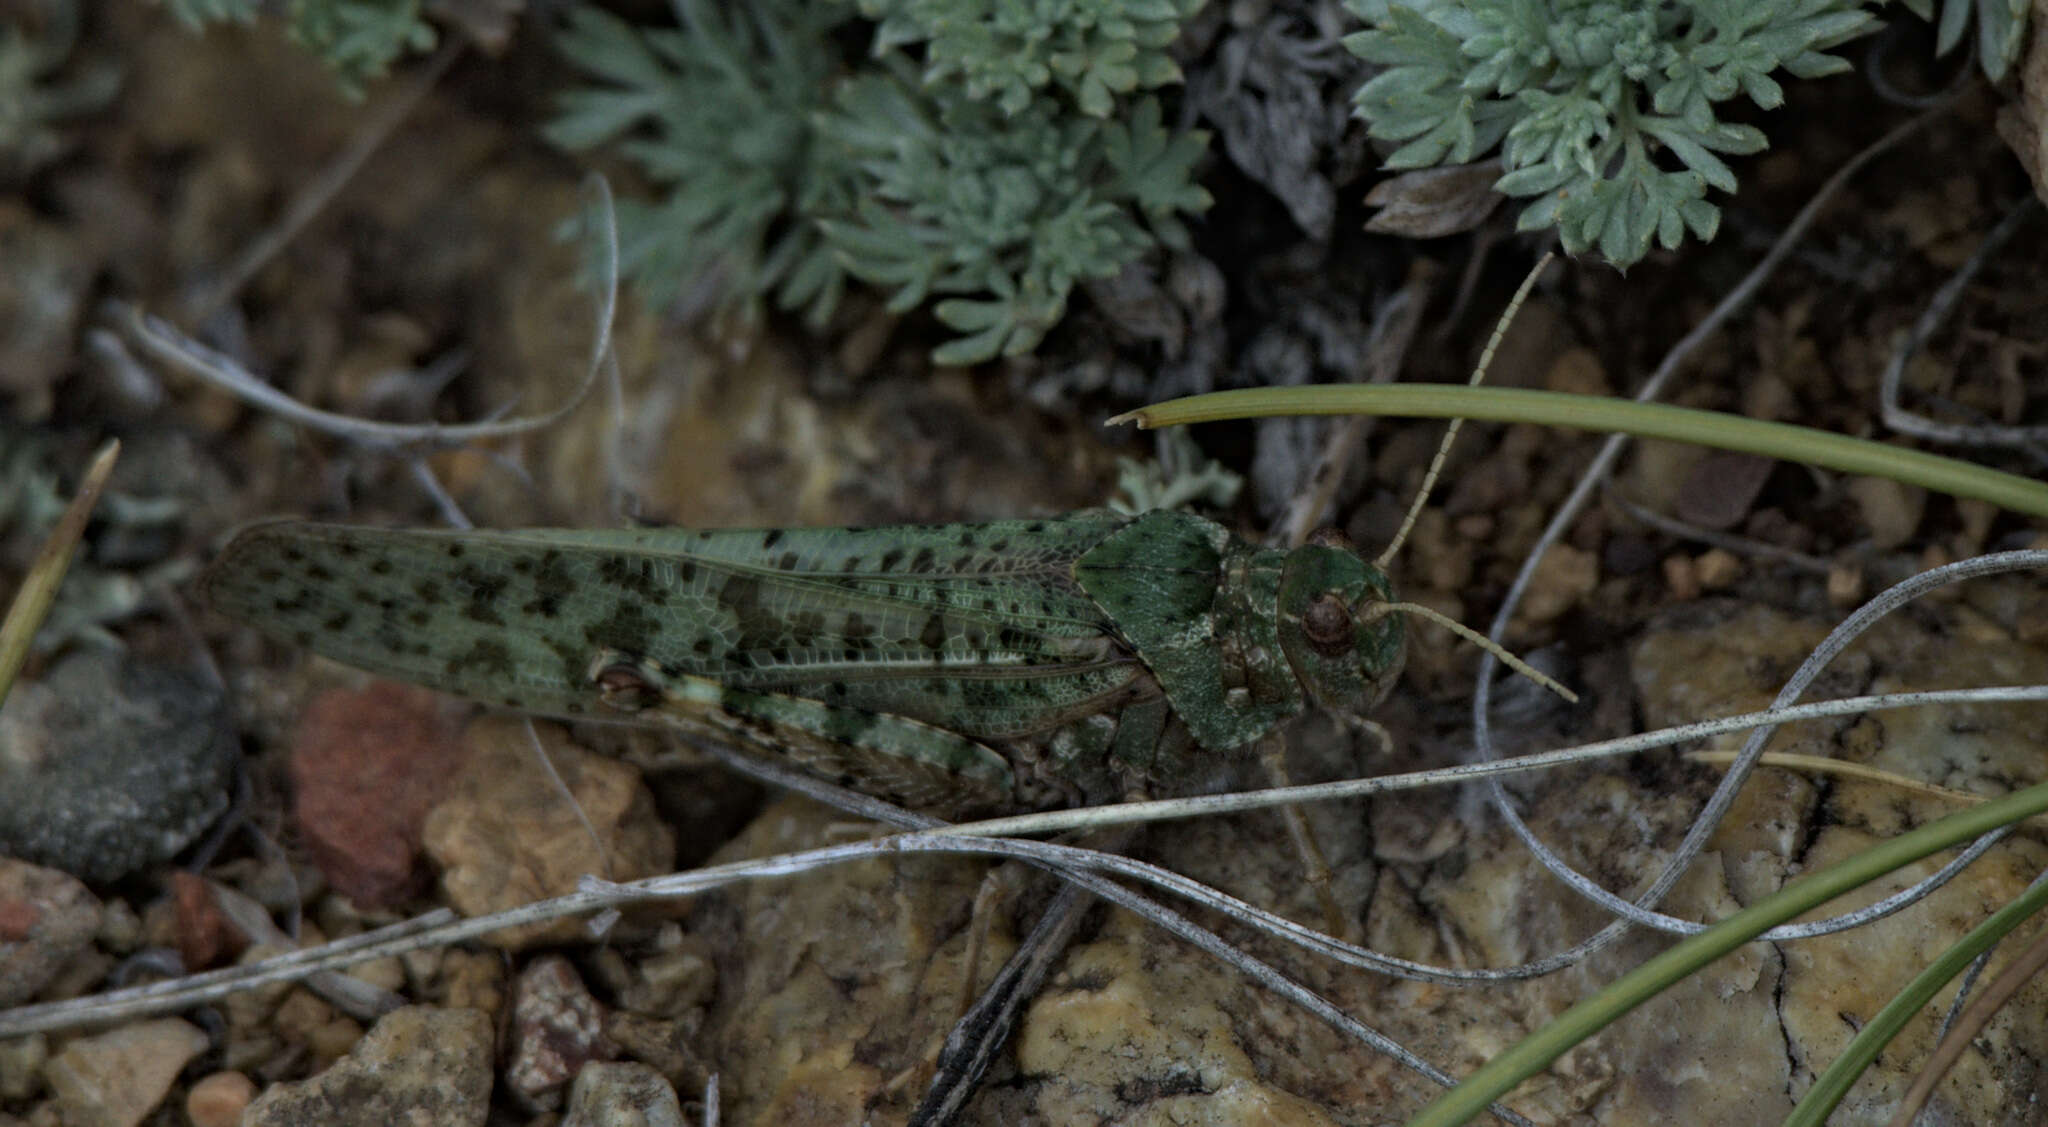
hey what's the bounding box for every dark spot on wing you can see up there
[446,638,516,680]
[585,597,659,658]
[453,564,511,625]
[597,555,661,601]
[524,549,575,619]
[717,574,782,650]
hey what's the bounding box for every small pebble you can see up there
[562,1061,686,1127]
[1694,548,1741,590]
[423,718,674,950]
[0,1033,48,1100]
[507,955,616,1109]
[170,871,241,972]
[1662,555,1701,601]
[1516,544,1598,626]
[44,1018,207,1127]
[1543,346,1610,397]
[1825,563,1865,608]
[1847,475,1926,550]
[184,1071,257,1127]
[0,859,101,1008]
[439,949,506,1015]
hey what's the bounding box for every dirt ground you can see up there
[3,4,2048,1126]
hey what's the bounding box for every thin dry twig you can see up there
[8,678,2044,1040]
[1605,488,1832,573]
[1467,102,1957,972]
[111,175,621,456]
[1879,196,2047,448]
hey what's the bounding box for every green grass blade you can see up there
[1109,386,2048,520]
[1402,777,2048,1127]
[1784,872,2048,1127]
[0,439,120,710]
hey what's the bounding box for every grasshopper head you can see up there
[1276,530,1405,716]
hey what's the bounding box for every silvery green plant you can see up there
[547,0,1212,365]
[167,0,436,94]
[849,0,1207,117]
[1344,0,1889,267]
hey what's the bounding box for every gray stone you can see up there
[0,650,235,882]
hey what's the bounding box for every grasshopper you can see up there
[202,510,1406,817]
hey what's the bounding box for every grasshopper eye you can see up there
[1302,593,1353,656]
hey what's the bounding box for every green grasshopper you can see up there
[202,509,1407,817]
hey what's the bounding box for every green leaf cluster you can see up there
[1896,0,2029,82]
[1344,0,1883,267]
[851,0,1205,118]
[166,0,436,96]
[547,0,1212,365]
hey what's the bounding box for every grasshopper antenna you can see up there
[1371,252,1573,705]
[1364,600,1578,704]
[1374,251,1554,571]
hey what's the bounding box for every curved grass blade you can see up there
[1785,874,2048,1127]
[1110,385,2048,520]
[1401,777,2048,1127]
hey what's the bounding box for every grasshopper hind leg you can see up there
[585,649,1017,818]
[1260,735,1361,944]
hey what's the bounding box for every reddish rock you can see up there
[291,683,470,907]
[169,871,245,970]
